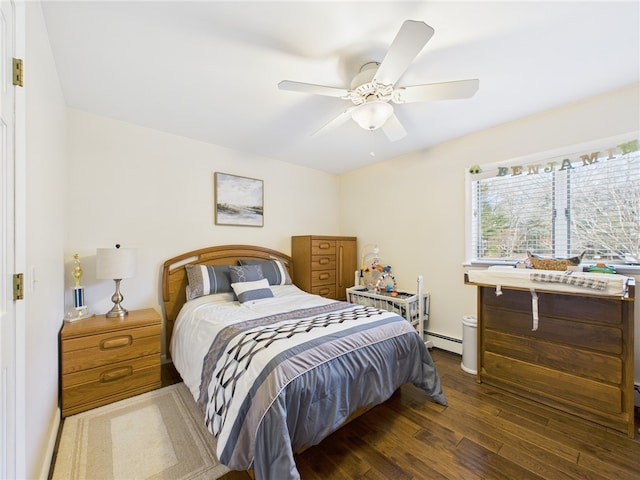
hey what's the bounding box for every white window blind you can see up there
[470,138,639,263]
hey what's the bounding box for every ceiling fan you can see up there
[278,20,479,142]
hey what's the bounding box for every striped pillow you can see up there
[229,264,264,284]
[238,259,291,285]
[231,278,273,303]
[185,264,233,301]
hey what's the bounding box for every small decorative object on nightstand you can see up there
[96,244,136,318]
[65,253,91,322]
[59,308,161,417]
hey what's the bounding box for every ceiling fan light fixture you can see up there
[351,101,394,131]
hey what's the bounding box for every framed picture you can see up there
[214,172,264,227]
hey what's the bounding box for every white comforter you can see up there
[170,285,335,400]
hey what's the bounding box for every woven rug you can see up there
[51,383,230,480]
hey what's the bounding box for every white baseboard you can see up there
[39,406,61,480]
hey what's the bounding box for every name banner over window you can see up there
[493,139,638,178]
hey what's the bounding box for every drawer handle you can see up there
[100,335,133,350]
[318,288,330,295]
[338,246,343,287]
[318,273,330,280]
[318,242,331,249]
[319,258,330,265]
[100,366,133,383]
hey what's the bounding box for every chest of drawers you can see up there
[465,276,635,437]
[60,308,161,417]
[291,235,357,301]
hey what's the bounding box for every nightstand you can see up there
[60,308,162,417]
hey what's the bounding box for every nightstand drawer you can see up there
[61,354,160,413]
[62,324,161,374]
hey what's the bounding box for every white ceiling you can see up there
[41,1,640,174]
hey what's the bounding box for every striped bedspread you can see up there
[171,286,447,479]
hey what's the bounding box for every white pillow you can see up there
[231,278,273,303]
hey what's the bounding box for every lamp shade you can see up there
[351,101,394,131]
[96,247,136,280]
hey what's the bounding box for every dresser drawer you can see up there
[312,269,336,286]
[311,255,336,271]
[482,305,623,355]
[62,354,160,412]
[483,351,622,414]
[312,285,336,298]
[480,287,623,325]
[311,239,336,255]
[62,324,161,374]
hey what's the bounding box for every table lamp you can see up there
[96,244,136,318]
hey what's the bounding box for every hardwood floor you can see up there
[165,348,640,480]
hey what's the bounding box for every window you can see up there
[469,135,640,264]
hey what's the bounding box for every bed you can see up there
[161,245,447,479]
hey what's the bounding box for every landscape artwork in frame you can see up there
[214,172,264,227]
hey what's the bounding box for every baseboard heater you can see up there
[424,330,462,344]
[424,330,463,354]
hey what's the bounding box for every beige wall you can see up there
[25,2,67,478]
[64,110,341,353]
[340,83,640,356]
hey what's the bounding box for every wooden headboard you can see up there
[161,244,293,354]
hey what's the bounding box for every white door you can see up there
[0,1,18,478]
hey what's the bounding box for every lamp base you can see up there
[106,278,128,319]
[105,304,128,319]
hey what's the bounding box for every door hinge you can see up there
[13,273,24,300]
[12,58,23,87]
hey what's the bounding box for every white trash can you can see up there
[461,315,477,374]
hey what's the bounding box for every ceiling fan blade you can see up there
[373,20,434,86]
[381,113,407,142]
[312,106,356,136]
[396,79,479,103]
[278,80,350,98]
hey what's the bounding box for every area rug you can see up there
[51,383,230,480]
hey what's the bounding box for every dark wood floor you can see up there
[164,349,640,480]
